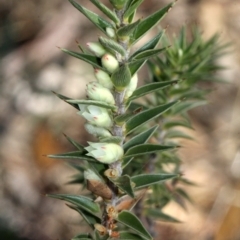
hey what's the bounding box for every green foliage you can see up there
[45,0,227,239]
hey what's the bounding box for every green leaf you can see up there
[119,231,145,240]
[63,133,85,151]
[99,37,126,56]
[61,48,104,70]
[89,0,119,24]
[47,151,95,162]
[67,99,117,111]
[128,80,178,101]
[129,30,164,75]
[69,0,112,33]
[117,211,153,240]
[123,0,144,20]
[47,194,101,216]
[89,162,108,181]
[123,125,158,152]
[131,2,175,44]
[124,144,177,158]
[52,91,79,110]
[171,101,207,114]
[165,130,194,140]
[126,101,179,134]
[72,232,92,240]
[131,173,177,189]
[146,209,181,223]
[99,136,123,144]
[117,19,141,38]
[130,48,166,62]
[108,175,135,198]
[68,205,101,229]
[163,120,193,130]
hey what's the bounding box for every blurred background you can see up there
[0,0,240,239]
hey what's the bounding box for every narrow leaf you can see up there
[117,211,153,240]
[123,125,158,152]
[171,101,207,114]
[69,0,112,33]
[128,80,178,101]
[63,133,85,151]
[47,194,101,216]
[146,209,181,223]
[119,231,145,240]
[117,19,141,38]
[165,130,194,140]
[131,173,177,189]
[108,175,135,198]
[131,2,175,44]
[67,99,117,111]
[68,205,101,229]
[47,151,95,162]
[126,101,179,134]
[123,0,144,19]
[124,144,177,158]
[61,48,104,70]
[131,48,166,62]
[99,37,126,56]
[89,0,119,24]
[128,30,164,75]
[52,91,79,110]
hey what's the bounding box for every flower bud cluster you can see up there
[79,36,138,165]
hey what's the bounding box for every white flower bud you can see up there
[86,82,115,105]
[101,53,119,73]
[106,27,116,38]
[94,69,114,89]
[84,123,112,138]
[78,105,112,128]
[85,142,124,164]
[124,74,138,99]
[86,42,106,57]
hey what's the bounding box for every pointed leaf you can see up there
[171,101,207,115]
[128,80,178,101]
[123,0,144,20]
[61,48,104,70]
[69,0,112,33]
[129,30,164,75]
[68,205,101,229]
[47,194,101,216]
[124,144,177,158]
[119,231,145,240]
[131,2,175,44]
[63,133,85,151]
[123,125,158,152]
[108,175,134,198]
[117,211,153,240]
[130,48,166,62]
[99,37,126,56]
[47,151,95,162]
[89,0,119,24]
[52,91,79,110]
[126,101,179,134]
[163,120,193,130]
[165,130,194,140]
[131,173,177,189]
[117,19,141,38]
[67,99,117,111]
[146,209,181,223]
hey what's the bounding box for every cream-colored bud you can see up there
[106,27,116,38]
[101,53,119,73]
[124,74,138,99]
[85,142,124,164]
[78,105,112,128]
[86,82,115,105]
[86,42,106,57]
[84,123,112,138]
[94,68,114,89]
